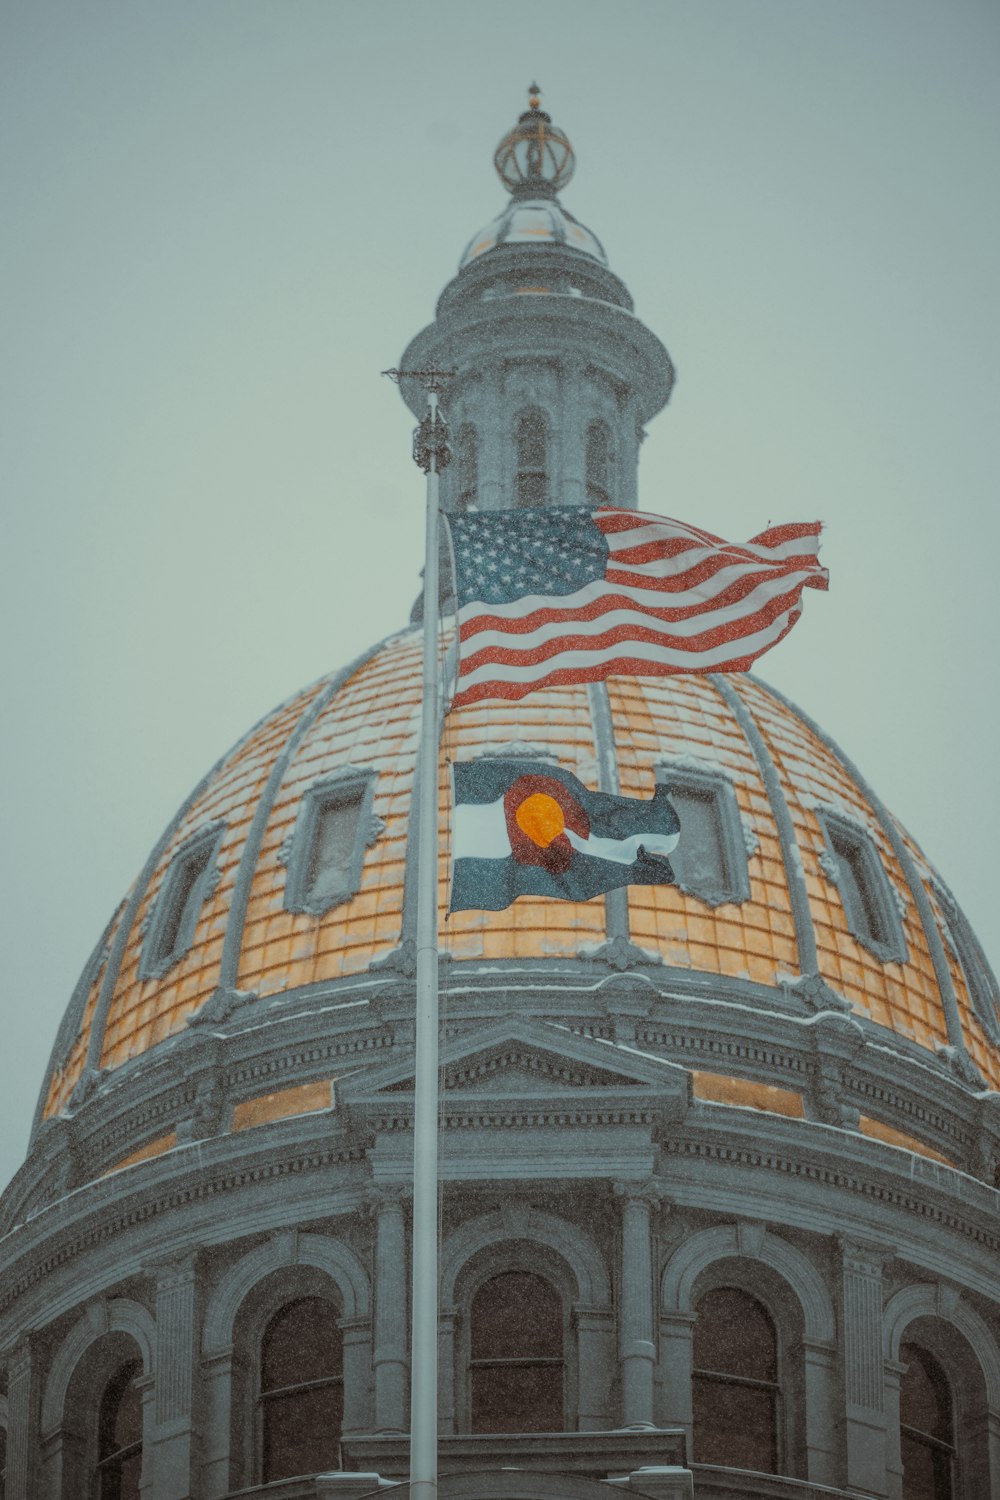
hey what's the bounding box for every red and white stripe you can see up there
[451,509,827,708]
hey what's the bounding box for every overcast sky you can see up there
[2,0,998,1192]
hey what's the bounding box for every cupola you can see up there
[398,88,674,514]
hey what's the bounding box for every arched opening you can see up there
[692,1286,780,1472]
[95,1360,142,1500]
[900,1342,955,1500]
[515,409,548,507]
[259,1297,344,1482]
[585,420,612,505]
[457,424,479,510]
[469,1271,564,1433]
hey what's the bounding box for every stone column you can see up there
[615,1181,660,1429]
[5,1337,40,1500]
[371,1186,409,1432]
[840,1238,891,1498]
[152,1253,200,1500]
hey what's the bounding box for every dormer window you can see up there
[585,420,612,505]
[515,408,548,507]
[284,769,379,916]
[817,809,906,962]
[456,424,479,510]
[657,764,750,907]
[141,824,223,979]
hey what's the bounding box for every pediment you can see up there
[339,1014,688,1104]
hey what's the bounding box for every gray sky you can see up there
[2,0,998,1192]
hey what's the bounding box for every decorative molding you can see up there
[585,936,664,972]
[0,1143,369,1321]
[883,1282,1000,1409]
[440,1206,611,1308]
[202,1230,371,1353]
[658,1137,999,1254]
[370,937,418,979]
[661,1222,836,1345]
[653,758,751,908]
[781,971,853,1014]
[283,766,380,917]
[138,819,228,982]
[186,984,257,1029]
[40,1297,156,1435]
[935,1043,985,1090]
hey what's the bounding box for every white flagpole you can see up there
[384,365,452,1500]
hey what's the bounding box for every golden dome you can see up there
[41,627,1000,1140]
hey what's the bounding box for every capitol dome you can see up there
[25,634,1000,1190]
[3,89,999,1500]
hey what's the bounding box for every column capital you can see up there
[837,1235,894,1277]
[614,1178,668,1210]
[365,1182,411,1219]
[6,1335,36,1384]
[147,1249,200,1291]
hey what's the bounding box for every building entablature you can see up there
[5,977,997,1234]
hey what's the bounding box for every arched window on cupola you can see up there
[899,1342,956,1500]
[692,1286,781,1473]
[515,409,548,507]
[456,424,479,510]
[259,1297,344,1483]
[469,1271,565,1432]
[96,1360,143,1500]
[585,420,612,505]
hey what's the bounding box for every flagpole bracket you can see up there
[412,411,452,474]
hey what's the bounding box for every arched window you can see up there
[259,1297,343,1483]
[900,1343,955,1500]
[456,424,479,509]
[585,420,612,505]
[692,1287,780,1472]
[515,409,548,507]
[96,1360,142,1500]
[469,1271,564,1432]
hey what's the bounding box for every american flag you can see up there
[447,506,828,707]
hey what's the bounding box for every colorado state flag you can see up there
[450,758,681,913]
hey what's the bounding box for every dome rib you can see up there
[711,674,816,977]
[758,679,974,1075]
[212,640,388,1004]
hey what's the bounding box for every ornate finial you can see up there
[493,87,575,198]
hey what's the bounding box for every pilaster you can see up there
[371,1185,409,1433]
[840,1237,891,1498]
[4,1336,40,1500]
[574,1305,615,1430]
[151,1252,200,1500]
